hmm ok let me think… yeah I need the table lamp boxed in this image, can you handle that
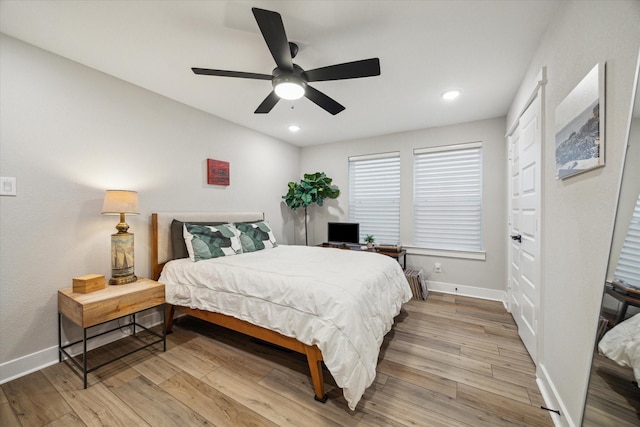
[102,190,139,285]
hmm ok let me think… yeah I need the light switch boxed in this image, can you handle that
[0,177,17,196]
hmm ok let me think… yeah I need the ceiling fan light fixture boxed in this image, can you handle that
[273,75,306,100]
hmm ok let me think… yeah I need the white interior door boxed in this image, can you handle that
[508,95,542,363]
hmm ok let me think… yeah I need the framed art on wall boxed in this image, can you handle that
[207,158,230,186]
[555,62,606,179]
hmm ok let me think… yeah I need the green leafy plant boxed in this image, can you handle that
[283,172,340,245]
[365,234,375,248]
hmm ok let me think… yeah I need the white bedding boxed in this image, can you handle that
[598,313,640,386]
[159,244,412,409]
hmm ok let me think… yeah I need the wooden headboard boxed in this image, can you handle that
[151,212,265,280]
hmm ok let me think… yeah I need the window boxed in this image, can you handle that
[413,142,483,251]
[349,152,400,244]
[614,194,640,287]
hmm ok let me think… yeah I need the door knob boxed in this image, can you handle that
[510,234,522,243]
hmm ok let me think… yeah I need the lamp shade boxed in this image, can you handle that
[102,190,139,215]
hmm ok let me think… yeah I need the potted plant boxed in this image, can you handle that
[283,172,340,245]
[364,235,375,249]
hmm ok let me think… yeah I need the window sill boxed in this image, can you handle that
[404,246,486,261]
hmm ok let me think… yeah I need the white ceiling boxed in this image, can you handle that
[0,0,562,147]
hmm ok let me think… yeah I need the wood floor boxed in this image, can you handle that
[582,350,640,426]
[1,293,553,426]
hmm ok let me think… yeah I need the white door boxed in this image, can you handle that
[508,95,542,363]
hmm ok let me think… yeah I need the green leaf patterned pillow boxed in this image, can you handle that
[234,221,278,252]
[183,223,243,262]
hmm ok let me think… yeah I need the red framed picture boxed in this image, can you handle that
[207,159,230,186]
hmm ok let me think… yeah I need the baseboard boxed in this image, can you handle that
[0,309,163,385]
[537,362,575,427]
[0,346,60,385]
[426,280,508,306]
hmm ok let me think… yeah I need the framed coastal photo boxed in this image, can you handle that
[555,62,605,179]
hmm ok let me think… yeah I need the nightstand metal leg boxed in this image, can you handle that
[162,303,166,351]
[83,328,88,389]
[58,313,62,363]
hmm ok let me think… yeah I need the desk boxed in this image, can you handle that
[604,280,640,324]
[320,243,407,269]
[375,249,407,269]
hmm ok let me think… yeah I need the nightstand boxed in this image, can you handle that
[58,277,166,388]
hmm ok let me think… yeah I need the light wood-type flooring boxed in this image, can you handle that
[582,350,640,426]
[1,293,554,426]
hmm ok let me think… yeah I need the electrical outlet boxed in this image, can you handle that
[434,263,442,273]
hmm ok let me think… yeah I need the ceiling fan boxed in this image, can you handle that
[191,7,381,115]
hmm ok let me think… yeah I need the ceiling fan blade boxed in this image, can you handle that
[305,58,381,82]
[255,91,280,114]
[192,68,272,80]
[305,85,345,115]
[252,8,293,72]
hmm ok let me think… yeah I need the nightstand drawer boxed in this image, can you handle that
[58,278,165,328]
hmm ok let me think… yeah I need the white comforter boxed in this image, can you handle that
[598,313,640,386]
[159,245,412,409]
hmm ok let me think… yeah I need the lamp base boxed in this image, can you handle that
[110,231,136,285]
[109,274,137,285]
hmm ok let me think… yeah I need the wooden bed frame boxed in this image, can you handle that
[150,212,328,403]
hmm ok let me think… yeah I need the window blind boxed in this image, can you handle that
[413,143,483,251]
[614,194,640,287]
[349,153,400,244]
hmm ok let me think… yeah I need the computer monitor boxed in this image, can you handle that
[327,222,360,244]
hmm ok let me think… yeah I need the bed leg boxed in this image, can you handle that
[305,346,328,403]
[165,305,176,334]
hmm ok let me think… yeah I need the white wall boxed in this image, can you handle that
[299,117,508,300]
[0,35,300,380]
[506,1,640,425]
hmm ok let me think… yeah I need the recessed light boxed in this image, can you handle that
[441,90,461,100]
[288,125,301,132]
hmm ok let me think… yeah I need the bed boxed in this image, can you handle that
[598,312,640,386]
[151,212,412,410]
